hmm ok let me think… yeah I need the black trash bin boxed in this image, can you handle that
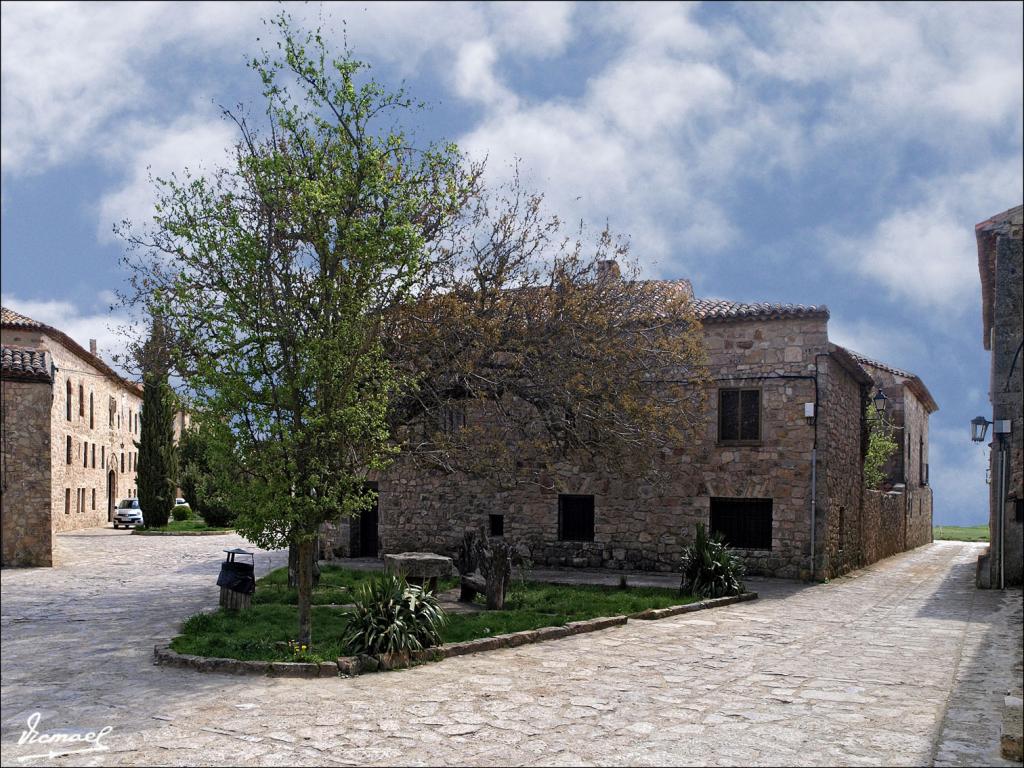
[218,548,255,609]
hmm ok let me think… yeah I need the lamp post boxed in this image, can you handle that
[972,415,1012,590]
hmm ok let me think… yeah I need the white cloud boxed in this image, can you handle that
[828,319,922,370]
[0,2,268,175]
[95,115,236,241]
[825,162,1024,314]
[1,294,131,370]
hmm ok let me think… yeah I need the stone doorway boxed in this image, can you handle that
[107,469,116,521]
[350,482,379,557]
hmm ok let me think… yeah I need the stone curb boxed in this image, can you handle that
[153,591,757,677]
[628,591,759,620]
[132,529,236,536]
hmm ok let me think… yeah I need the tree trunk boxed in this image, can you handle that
[288,539,321,588]
[297,538,314,646]
[485,571,506,610]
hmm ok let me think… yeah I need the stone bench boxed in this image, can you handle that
[384,552,453,594]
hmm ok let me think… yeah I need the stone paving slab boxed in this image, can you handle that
[1,532,1021,766]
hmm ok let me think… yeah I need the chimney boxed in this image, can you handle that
[89,339,97,356]
[596,260,621,281]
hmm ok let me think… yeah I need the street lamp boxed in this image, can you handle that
[970,415,990,443]
[872,388,888,418]
[972,415,1013,590]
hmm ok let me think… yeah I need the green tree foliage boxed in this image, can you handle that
[135,319,179,528]
[119,14,474,645]
[119,14,708,648]
[178,425,236,527]
[863,404,898,490]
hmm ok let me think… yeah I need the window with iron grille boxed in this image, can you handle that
[710,497,772,550]
[558,494,594,541]
[718,389,761,442]
[489,514,504,537]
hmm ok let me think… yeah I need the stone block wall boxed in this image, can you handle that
[989,230,1023,586]
[369,316,837,578]
[820,356,868,578]
[862,490,904,563]
[906,486,933,550]
[1,379,53,566]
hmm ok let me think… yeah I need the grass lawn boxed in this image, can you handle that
[170,565,698,663]
[933,524,989,542]
[133,519,234,535]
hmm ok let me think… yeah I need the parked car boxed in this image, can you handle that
[113,498,144,529]
[175,497,189,508]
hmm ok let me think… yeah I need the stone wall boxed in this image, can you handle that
[862,490,904,563]
[989,230,1023,586]
[361,316,842,578]
[0,378,53,566]
[906,486,933,550]
[820,356,867,578]
[1,326,142,541]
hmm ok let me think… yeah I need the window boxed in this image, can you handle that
[439,404,466,434]
[66,435,72,464]
[65,488,70,515]
[718,389,761,442]
[91,444,96,468]
[919,436,926,486]
[1015,499,1023,524]
[489,514,505,537]
[66,381,72,420]
[710,497,772,550]
[79,384,84,416]
[109,397,116,427]
[92,489,96,510]
[83,442,89,467]
[121,453,125,472]
[101,446,105,469]
[558,494,595,541]
[89,392,94,429]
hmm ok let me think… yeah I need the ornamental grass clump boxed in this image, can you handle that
[342,572,447,656]
[680,524,746,598]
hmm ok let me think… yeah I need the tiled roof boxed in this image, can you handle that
[844,349,916,380]
[0,307,42,327]
[841,347,939,414]
[633,279,830,322]
[1,346,52,382]
[1,305,142,394]
[692,298,830,323]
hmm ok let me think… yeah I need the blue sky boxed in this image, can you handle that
[2,2,1021,525]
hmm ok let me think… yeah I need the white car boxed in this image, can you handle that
[113,498,144,528]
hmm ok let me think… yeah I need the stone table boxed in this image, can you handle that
[384,551,453,593]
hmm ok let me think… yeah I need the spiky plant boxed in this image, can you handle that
[680,524,746,598]
[342,571,447,656]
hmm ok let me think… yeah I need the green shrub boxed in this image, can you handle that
[201,499,236,528]
[680,524,746,598]
[342,571,447,655]
[171,504,192,521]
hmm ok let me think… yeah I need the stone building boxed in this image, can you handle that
[847,351,938,563]
[975,204,1023,588]
[1,307,144,567]
[321,275,937,580]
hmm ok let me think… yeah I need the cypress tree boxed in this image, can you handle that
[136,320,178,528]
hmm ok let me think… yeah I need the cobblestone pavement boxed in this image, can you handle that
[2,533,1021,767]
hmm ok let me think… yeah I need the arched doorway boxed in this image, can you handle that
[107,470,117,522]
